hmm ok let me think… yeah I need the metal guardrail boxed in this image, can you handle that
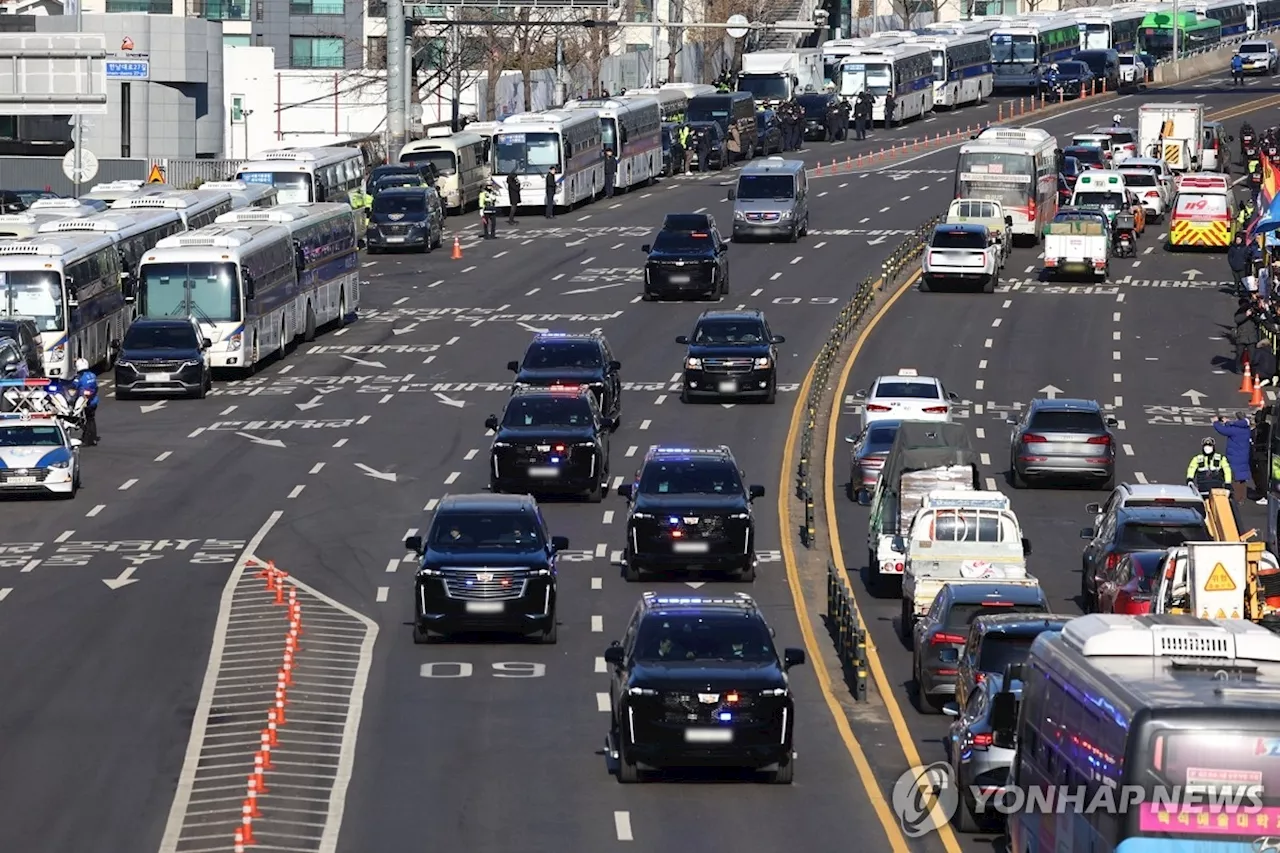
[826,559,868,701]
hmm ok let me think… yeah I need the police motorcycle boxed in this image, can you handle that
[0,378,88,435]
[1242,122,1258,164]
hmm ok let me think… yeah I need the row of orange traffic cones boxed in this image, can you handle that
[1239,360,1267,408]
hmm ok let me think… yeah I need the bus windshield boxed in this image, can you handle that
[956,151,1035,208]
[401,150,456,177]
[599,118,619,150]
[494,132,562,175]
[738,75,791,101]
[0,270,63,332]
[238,172,313,205]
[841,62,893,97]
[992,35,1038,64]
[931,50,946,77]
[139,262,241,324]
[1082,23,1111,50]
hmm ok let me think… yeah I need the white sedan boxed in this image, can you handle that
[0,412,81,498]
[854,369,959,429]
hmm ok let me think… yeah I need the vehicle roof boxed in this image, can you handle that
[696,309,766,322]
[933,222,987,234]
[944,583,1047,605]
[1114,505,1206,524]
[881,422,977,484]
[1028,397,1102,411]
[662,212,714,231]
[741,158,805,175]
[639,591,761,616]
[1114,482,1202,502]
[873,371,942,388]
[436,493,537,512]
[972,613,1072,633]
[1123,157,1168,168]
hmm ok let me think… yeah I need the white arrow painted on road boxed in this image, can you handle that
[565,238,589,247]
[890,173,911,181]
[316,387,342,395]
[355,462,398,482]
[866,236,887,246]
[517,322,550,333]
[1183,389,1208,406]
[139,401,166,413]
[102,566,139,590]
[685,581,706,589]
[434,392,465,408]
[236,431,286,448]
[340,355,387,369]
[563,282,629,295]
[1184,268,1202,279]
[295,395,324,411]
[721,403,736,409]
[1039,384,1063,400]
[392,324,419,336]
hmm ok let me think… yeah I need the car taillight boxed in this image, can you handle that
[971,733,994,748]
[1087,435,1111,445]
[922,406,949,414]
[1145,190,1160,198]
[1029,198,1036,221]
[1021,434,1047,443]
[932,633,966,645]
[982,601,1015,607]
[1106,553,1120,571]
[866,404,892,412]
[974,672,985,684]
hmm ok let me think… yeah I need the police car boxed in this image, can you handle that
[0,412,81,497]
[853,369,958,429]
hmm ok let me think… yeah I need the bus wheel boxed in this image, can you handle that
[304,303,317,343]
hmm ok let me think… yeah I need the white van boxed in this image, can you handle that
[400,129,489,213]
[1070,169,1129,206]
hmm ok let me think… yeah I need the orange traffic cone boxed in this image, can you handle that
[240,803,255,845]
[1241,362,1254,393]
[815,161,824,176]
[235,827,249,852]
[1252,381,1266,408]
[451,236,462,260]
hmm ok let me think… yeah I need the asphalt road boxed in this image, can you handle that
[827,69,1280,852]
[0,70,1269,853]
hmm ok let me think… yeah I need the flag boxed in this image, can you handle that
[1246,154,1278,241]
[1263,153,1280,210]
[1250,192,1280,237]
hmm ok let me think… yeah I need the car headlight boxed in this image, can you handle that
[631,512,655,520]
[760,688,788,697]
[628,687,658,697]
[182,359,201,368]
[754,357,771,368]
[686,357,702,370]
[729,512,750,520]
[781,210,793,219]
[513,382,531,389]
[734,210,746,220]
[417,567,443,577]
[116,360,133,369]
[574,441,597,448]
[48,458,71,469]
[492,440,511,448]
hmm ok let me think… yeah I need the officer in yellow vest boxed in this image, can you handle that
[1187,437,1232,493]
[478,184,497,239]
[678,125,693,175]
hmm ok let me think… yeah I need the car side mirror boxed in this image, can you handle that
[1080,527,1096,540]
[70,438,82,448]
[617,483,633,500]
[854,389,867,399]
[783,647,806,670]
[551,535,570,551]
[1006,415,1019,425]
[727,189,737,200]
[948,392,960,402]
[641,243,651,253]
[1105,415,1118,427]
[506,360,520,373]
[844,435,856,444]
[484,415,498,431]
[609,360,621,372]
[771,335,786,344]
[405,535,424,554]
[942,702,959,717]
[202,337,212,350]
[1022,537,1033,556]
[675,335,689,345]
[1085,502,1101,514]
[604,646,625,666]
[749,484,765,500]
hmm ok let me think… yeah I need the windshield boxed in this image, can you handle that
[429,511,544,551]
[372,194,426,215]
[0,424,62,447]
[1074,55,1107,75]
[634,614,777,662]
[739,75,790,101]
[1119,55,1137,66]
[1082,24,1111,50]
[237,172,312,205]
[400,150,456,176]
[1108,131,1135,145]
[501,396,593,428]
[945,602,1046,629]
[992,34,1037,64]
[1066,147,1105,164]
[122,324,198,350]
[1118,522,1207,549]
[1240,42,1270,53]
[652,230,714,252]
[977,634,1039,672]
[522,341,601,369]
[374,178,423,193]
[932,229,987,249]
[638,459,743,495]
[798,98,828,118]
[693,319,767,344]
[1073,136,1108,149]
[932,49,946,77]
[138,262,241,324]
[736,174,795,200]
[1121,172,1157,187]
[1074,191,1126,209]
[0,270,64,332]
[687,99,729,124]
[957,151,1034,208]
[494,131,562,176]
[875,380,939,399]
[841,62,892,97]
[1054,62,1089,76]
[864,424,900,453]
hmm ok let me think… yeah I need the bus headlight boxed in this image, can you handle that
[49,345,65,363]
[228,333,243,351]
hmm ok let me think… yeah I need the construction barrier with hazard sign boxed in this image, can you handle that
[1164,143,1184,169]
[1188,542,1247,620]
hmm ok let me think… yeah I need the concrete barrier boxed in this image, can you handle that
[1151,33,1280,87]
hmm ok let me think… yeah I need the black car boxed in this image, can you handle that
[755,110,783,156]
[910,583,1049,714]
[404,493,567,644]
[641,214,730,301]
[1041,61,1096,99]
[1079,505,1209,610]
[1062,145,1106,170]
[0,317,44,377]
[676,309,783,404]
[366,186,443,253]
[484,385,611,500]
[953,613,1070,709]
[366,163,438,196]
[1061,155,1084,187]
[506,331,622,424]
[0,191,26,214]
[796,93,845,141]
[616,445,764,581]
[1072,49,1121,92]
[114,317,212,399]
[603,592,806,783]
[686,121,728,170]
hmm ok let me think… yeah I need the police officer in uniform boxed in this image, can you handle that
[478,183,498,238]
[506,172,522,224]
[678,124,694,174]
[1187,436,1232,492]
[853,91,872,140]
[824,93,846,141]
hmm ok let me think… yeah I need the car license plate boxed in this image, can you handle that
[673,541,710,554]
[718,380,737,393]
[145,372,168,383]
[465,601,505,614]
[528,466,559,478]
[386,236,405,243]
[7,476,36,485]
[685,728,733,743]
[667,273,690,284]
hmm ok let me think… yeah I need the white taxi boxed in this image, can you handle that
[0,412,80,498]
[854,369,958,429]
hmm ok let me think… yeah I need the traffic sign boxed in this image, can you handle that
[726,14,750,39]
[106,59,149,80]
[63,147,99,183]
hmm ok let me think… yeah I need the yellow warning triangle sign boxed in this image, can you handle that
[1203,562,1238,592]
[146,163,165,184]
[1215,608,1228,619]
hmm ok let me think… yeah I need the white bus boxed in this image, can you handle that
[626,84,715,121]
[399,129,489,213]
[234,147,365,205]
[215,202,358,342]
[1195,0,1251,36]
[0,199,99,240]
[110,190,233,230]
[80,180,159,205]
[990,17,1080,89]
[1075,6,1147,52]
[564,96,663,191]
[490,111,603,212]
[912,32,994,109]
[919,19,1003,36]
[199,180,280,210]
[822,37,905,83]
[839,44,935,124]
[955,126,1060,240]
[137,224,298,373]
[1008,614,1280,853]
[38,209,185,301]
[0,233,126,377]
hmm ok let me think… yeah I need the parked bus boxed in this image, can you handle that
[626,84,715,121]
[234,147,364,205]
[1194,0,1249,35]
[80,180,160,205]
[990,17,1080,89]
[0,233,126,377]
[215,202,359,341]
[490,110,604,212]
[0,199,98,240]
[38,209,185,300]
[912,32,994,109]
[821,37,905,84]
[110,189,233,230]
[199,180,280,210]
[564,96,663,191]
[1246,0,1280,31]
[955,126,1059,240]
[839,43,935,124]
[400,129,490,213]
[1009,614,1280,853]
[1075,6,1147,51]
[919,19,1003,36]
[1140,10,1224,57]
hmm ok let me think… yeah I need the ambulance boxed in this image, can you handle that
[1168,172,1235,250]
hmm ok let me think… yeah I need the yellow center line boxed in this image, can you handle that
[1207,92,1280,122]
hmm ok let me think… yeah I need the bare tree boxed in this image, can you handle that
[887,0,947,28]
[685,0,748,82]
[562,22,620,96]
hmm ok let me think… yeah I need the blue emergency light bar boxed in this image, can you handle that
[643,592,755,607]
[0,412,55,420]
[649,445,728,454]
[535,332,574,338]
[0,379,51,388]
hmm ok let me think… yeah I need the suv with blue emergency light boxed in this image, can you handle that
[484,385,611,501]
[676,309,783,403]
[603,592,806,784]
[615,445,764,582]
[507,332,622,426]
[0,410,82,498]
[403,493,568,644]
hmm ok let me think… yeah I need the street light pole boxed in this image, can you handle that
[243,108,254,161]
[73,0,84,197]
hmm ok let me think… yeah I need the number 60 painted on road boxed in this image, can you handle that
[419,662,546,678]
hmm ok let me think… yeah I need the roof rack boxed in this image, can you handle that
[1060,613,1280,662]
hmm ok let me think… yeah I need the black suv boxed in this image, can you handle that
[485,385,611,501]
[603,592,806,784]
[677,309,783,404]
[404,493,568,644]
[641,213,730,302]
[507,331,622,425]
[114,317,212,399]
[616,445,764,582]
[0,317,44,377]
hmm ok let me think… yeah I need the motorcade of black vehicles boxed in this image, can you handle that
[366,186,444,253]
[755,110,783,156]
[615,445,765,582]
[404,493,567,644]
[1079,505,1209,611]
[506,331,622,424]
[796,92,846,141]
[676,309,783,404]
[641,213,730,301]
[1040,61,1096,100]
[603,592,805,783]
[1071,49,1120,92]
[484,385,611,501]
[114,316,212,400]
[685,92,757,163]
[0,317,44,377]
[686,121,729,170]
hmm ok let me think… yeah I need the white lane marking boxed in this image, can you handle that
[1117,293,1125,302]
[220,405,237,416]
[444,472,460,485]
[612,475,624,490]
[669,372,681,383]
[592,577,603,590]
[526,288,540,296]
[279,365,294,375]
[980,453,991,465]
[615,811,634,841]
[21,559,40,573]
[1113,373,1122,383]
[1114,396,1123,407]
[86,504,105,517]
[394,296,409,305]
[978,360,987,369]
[991,318,1002,328]
[463,449,478,461]
[975,379,984,390]
[1002,299,1012,309]
[626,445,638,457]
[595,656,607,673]
[1123,444,1135,456]
[975,427,985,439]
[984,338,993,348]
[814,241,827,249]
[378,394,393,405]
[376,587,389,603]
[552,274,565,281]
[386,558,399,574]
[639,420,651,430]
[423,355,436,364]
[119,479,138,491]
[603,511,615,524]
[1113,330,1121,340]
[287,485,305,499]
[1112,351,1121,361]
[155,451,171,462]
[357,415,370,425]
[310,462,325,474]
[612,242,624,249]
[334,438,348,448]
[187,428,204,438]
[655,394,667,405]
[592,615,604,632]
[899,196,911,202]
[597,693,611,712]
[55,530,74,543]
[461,265,476,273]
[1113,312,1121,322]
[790,256,802,265]
[880,206,890,213]
[1135,471,1148,484]
[424,498,439,511]
[985,477,998,490]
[581,256,596,265]
[493,251,508,258]
[595,543,607,558]
[0,589,10,602]
[446,336,460,346]
[770,272,781,281]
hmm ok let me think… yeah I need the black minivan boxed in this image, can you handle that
[367,186,444,254]
[687,92,757,163]
[1072,49,1121,92]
